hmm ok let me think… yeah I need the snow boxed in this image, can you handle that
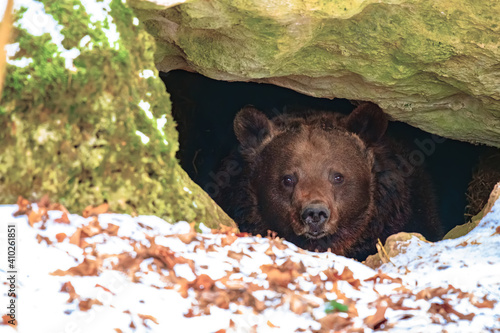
[138,100,154,120]
[135,130,150,144]
[5,0,127,70]
[382,199,500,301]
[0,201,499,332]
[6,0,81,70]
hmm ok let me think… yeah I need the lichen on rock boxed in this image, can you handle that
[0,0,234,228]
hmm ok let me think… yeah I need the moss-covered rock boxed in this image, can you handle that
[444,181,500,239]
[364,232,428,269]
[135,0,500,147]
[0,0,235,228]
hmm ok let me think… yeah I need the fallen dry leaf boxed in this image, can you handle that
[364,270,402,284]
[105,223,120,236]
[221,234,238,247]
[227,250,249,261]
[471,295,496,309]
[51,258,99,277]
[13,195,31,216]
[36,234,52,245]
[82,202,109,218]
[183,308,201,318]
[192,274,215,291]
[28,210,42,227]
[319,313,352,331]
[95,284,115,295]
[261,264,293,288]
[1,314,15,326]
[55,233,67,242]
[415,285,468,301]
[138,314,159,325]
[60,281,79,303]
[287,293,319,315]
[364,301,388,329]
[429,300,475,322]
[178,222,198,244]
[55,212,70,224]
[79,298,103,311]
[339,267,361,290]
[81,219,103,237]
[69,229,83,246]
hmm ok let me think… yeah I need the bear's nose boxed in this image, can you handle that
[301,204,330,225]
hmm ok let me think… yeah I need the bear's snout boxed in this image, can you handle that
[301,203,330,236]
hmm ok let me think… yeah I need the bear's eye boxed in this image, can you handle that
[282,175,296,187]
[332,172,344,184]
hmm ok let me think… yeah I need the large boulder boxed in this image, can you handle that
[134,0,500,147]
[0,0,234,228]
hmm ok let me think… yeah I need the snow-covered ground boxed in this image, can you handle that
[0,198,499,333]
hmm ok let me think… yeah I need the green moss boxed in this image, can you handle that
[0,0,235,228]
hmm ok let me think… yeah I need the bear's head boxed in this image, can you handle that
[233,103,388,254]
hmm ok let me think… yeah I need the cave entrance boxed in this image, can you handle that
[160,69,493,236]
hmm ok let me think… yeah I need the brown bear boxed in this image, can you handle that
[215,102,442,260]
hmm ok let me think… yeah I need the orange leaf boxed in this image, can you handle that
[13,195,31,217]
[319,313,352,331]
[81,219,103,237]
[138,314,159,325]
[472,295,496,309]
[60,281,79,302]
[55,233,67,242]
[221,234,238,247]
[339,267,361,290]
[36,234,52,245]
[79,298,103,311]
[192,274,215,291]
[69,229,82,246]
[178,223,198,244]
[364,270,402,284]
[183,309,200,318]
[429,300,475,321]
[55,212,70,224]
[51,258,99,277]
[2,314,16,326]
[364,302,388,329]
[28,210,42,227]
[82,203,109,218]
[267,320,279,328]
[261,265,292,288]
[105,223,120,236]
[95,284,115,295]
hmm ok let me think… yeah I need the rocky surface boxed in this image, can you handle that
[134,0,500,147]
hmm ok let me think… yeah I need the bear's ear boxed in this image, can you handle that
[345,102,388,144]
[234,106,273,152]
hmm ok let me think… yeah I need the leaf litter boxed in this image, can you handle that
[1,196,500,332]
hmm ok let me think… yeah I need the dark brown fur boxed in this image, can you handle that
[216,103,442,260]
